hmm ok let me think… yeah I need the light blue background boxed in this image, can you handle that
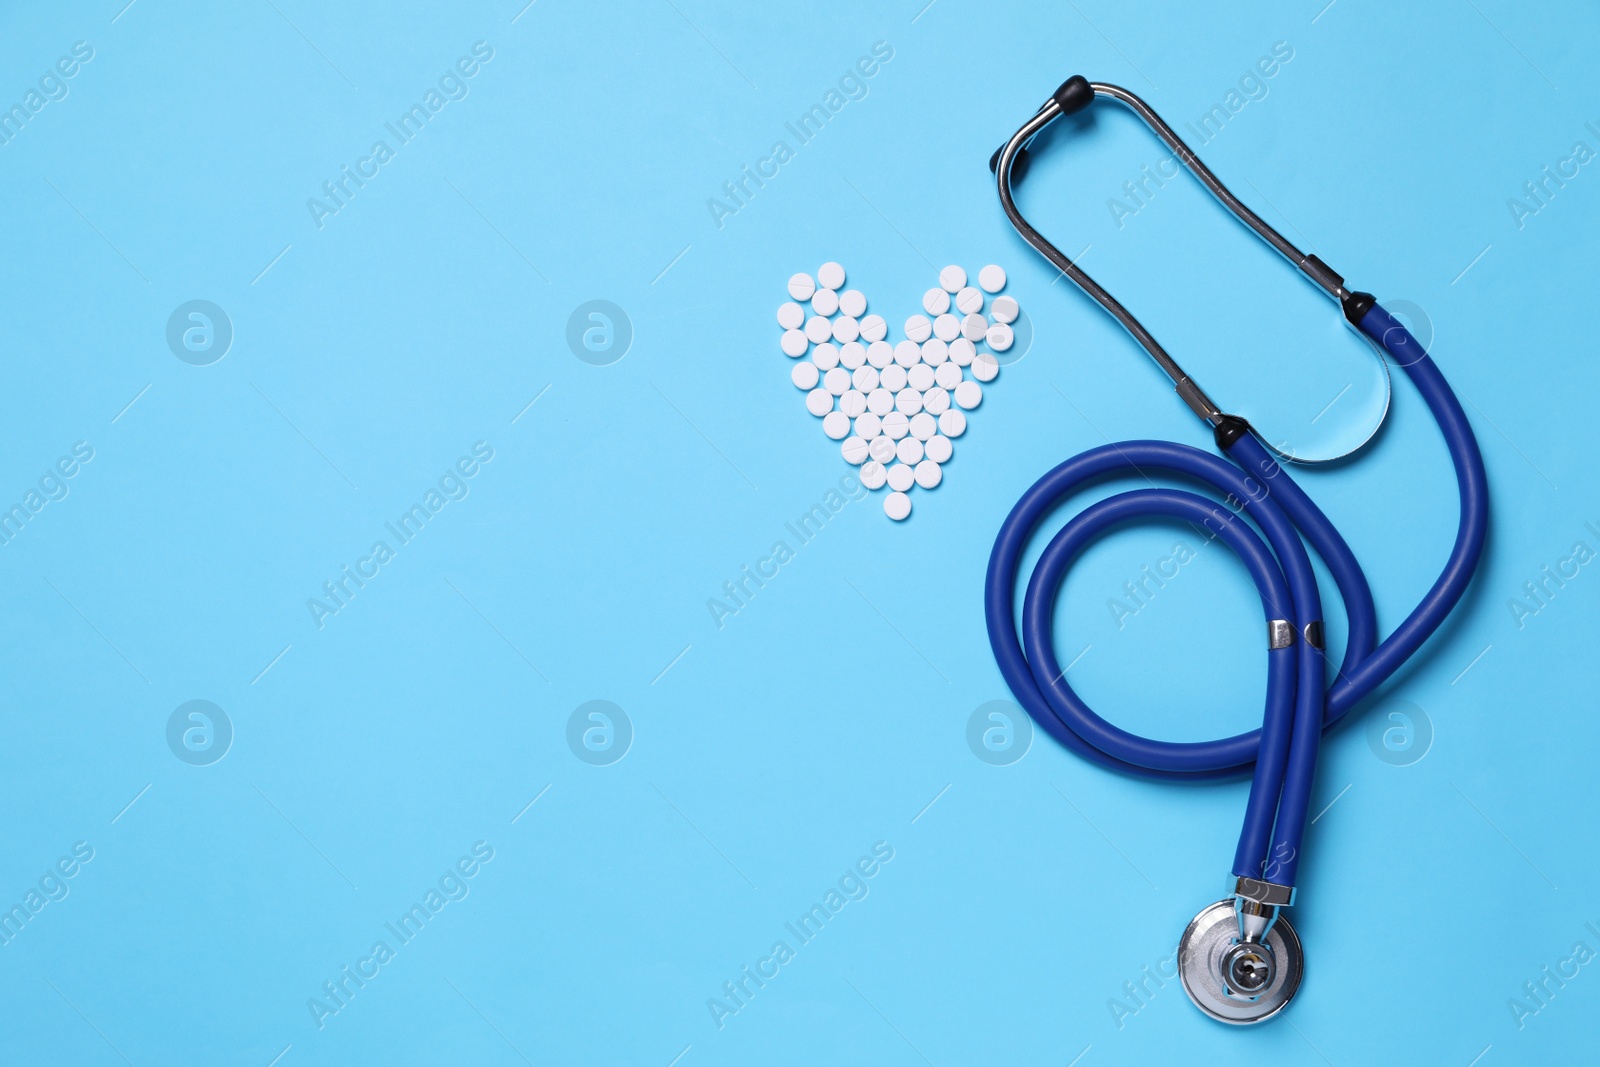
[0,1,1596,1064]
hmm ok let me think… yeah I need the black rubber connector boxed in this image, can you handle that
[1053,75,1095,116]
[1212,414,1252,451]
[1341,290,1376,327]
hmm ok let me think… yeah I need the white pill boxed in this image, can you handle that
[884,491,911,521]
[839,341,867,370]
[896,437,924,465]
[853,365,880,392]
[894,340,921,368]
[805,316,833,343]
[954,380,982,409]
[788,273,815,300]
[939,408,967,437]
[806,388,833,416]
[925,434,953,463]
[962,313,988,342]
[823,410,850,439]
[880,364,908,392]
[923,387,951,414]
[934,362,962,390]
[939,264,966,292]
[972,351,999,382]
[905,315,933,343]
[812,342,839,370]
[867,340,894,368]
[895,388,923,415]
[991,295,1019,324]
[955,287,984,315]
[778,302,805,329]
[915,459,942,489]
[860,460,887,490]
[812,288,839,316]
[781,329,808,357]
[907,363,935,391]
[867,387,894,415]
[882,411,909,440]
[886,462,915,492]
[979,264,1006,292]
[818,262,845,290]
[855,412,882,439]
[840,389,867,417]
[841,436,869,464]
[923,287,951,315]
[869,435,896,463]
[859,314,887,342]
[824,367,851,395]
[986,323,1014,352]
[832,317,859,343]
[920,338,948,365]
[949,338,976,366]
[933,314,961,341]
[791,362,819,390]
[909,411,937,441]
[839,289,867,317]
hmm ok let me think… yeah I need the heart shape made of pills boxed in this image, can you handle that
[777,261,1020,521]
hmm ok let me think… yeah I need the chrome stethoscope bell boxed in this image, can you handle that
[1177,898,1304,1025]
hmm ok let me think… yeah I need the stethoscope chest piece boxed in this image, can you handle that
[1178,899,1304,1025]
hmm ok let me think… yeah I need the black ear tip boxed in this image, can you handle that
[1053,75,1095,115]
[990,143,1032,182]
[988,145,1001,175]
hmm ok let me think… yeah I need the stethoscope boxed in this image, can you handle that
[984,76,1488,1023]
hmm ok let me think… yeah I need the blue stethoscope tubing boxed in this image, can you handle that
[984,304,1488,886]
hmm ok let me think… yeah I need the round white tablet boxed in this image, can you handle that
[955,287,984,315]
[788,273,815,300]
[867,387,894,415]
[904,315,933,343]
[805,316,832,343]
[991,295,1019,324]
[840,389,867,418]
[979,264,1006,292]
[895,388,923,415]
[894,340,921,368]
[939,408,967,437]
[812,342,839,370]
[867,340,894,368]
[915,459,942,489]
[933,314,961,341]
[909,411,937,441]
[972,351,999,382]
[839,341,866,370]
[934,362,962,390]
[841,436,869,464]
[812,288,839,316]
[839,289,867,317]
[920,338,948,365]
[925,434,953,463]
[949,338,976,366]
[880,364,908,392]
[806,388,833,416]
[882,411,909,440]
[985,323,1014,352]
[823,367,851,395]
[869,435,896,463]
[923,287,951,315]
[896,437,924,465]
[860,460,887,490]
[922,387,951,415]
[852,365,880,392]
[954,380,982,409]
[855,412,882,439]
[781,329,808,357]
[884,491,911,521]
[791,362,819,390]
[832,316,859,343]
[778,302,805,329]
[859,314,887,342]
[886,462,915,492]
[962,313,988,342]
[939,264,966,292]
[822,410,850,439]
[817,262,845,290]
[907,363,935,391]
